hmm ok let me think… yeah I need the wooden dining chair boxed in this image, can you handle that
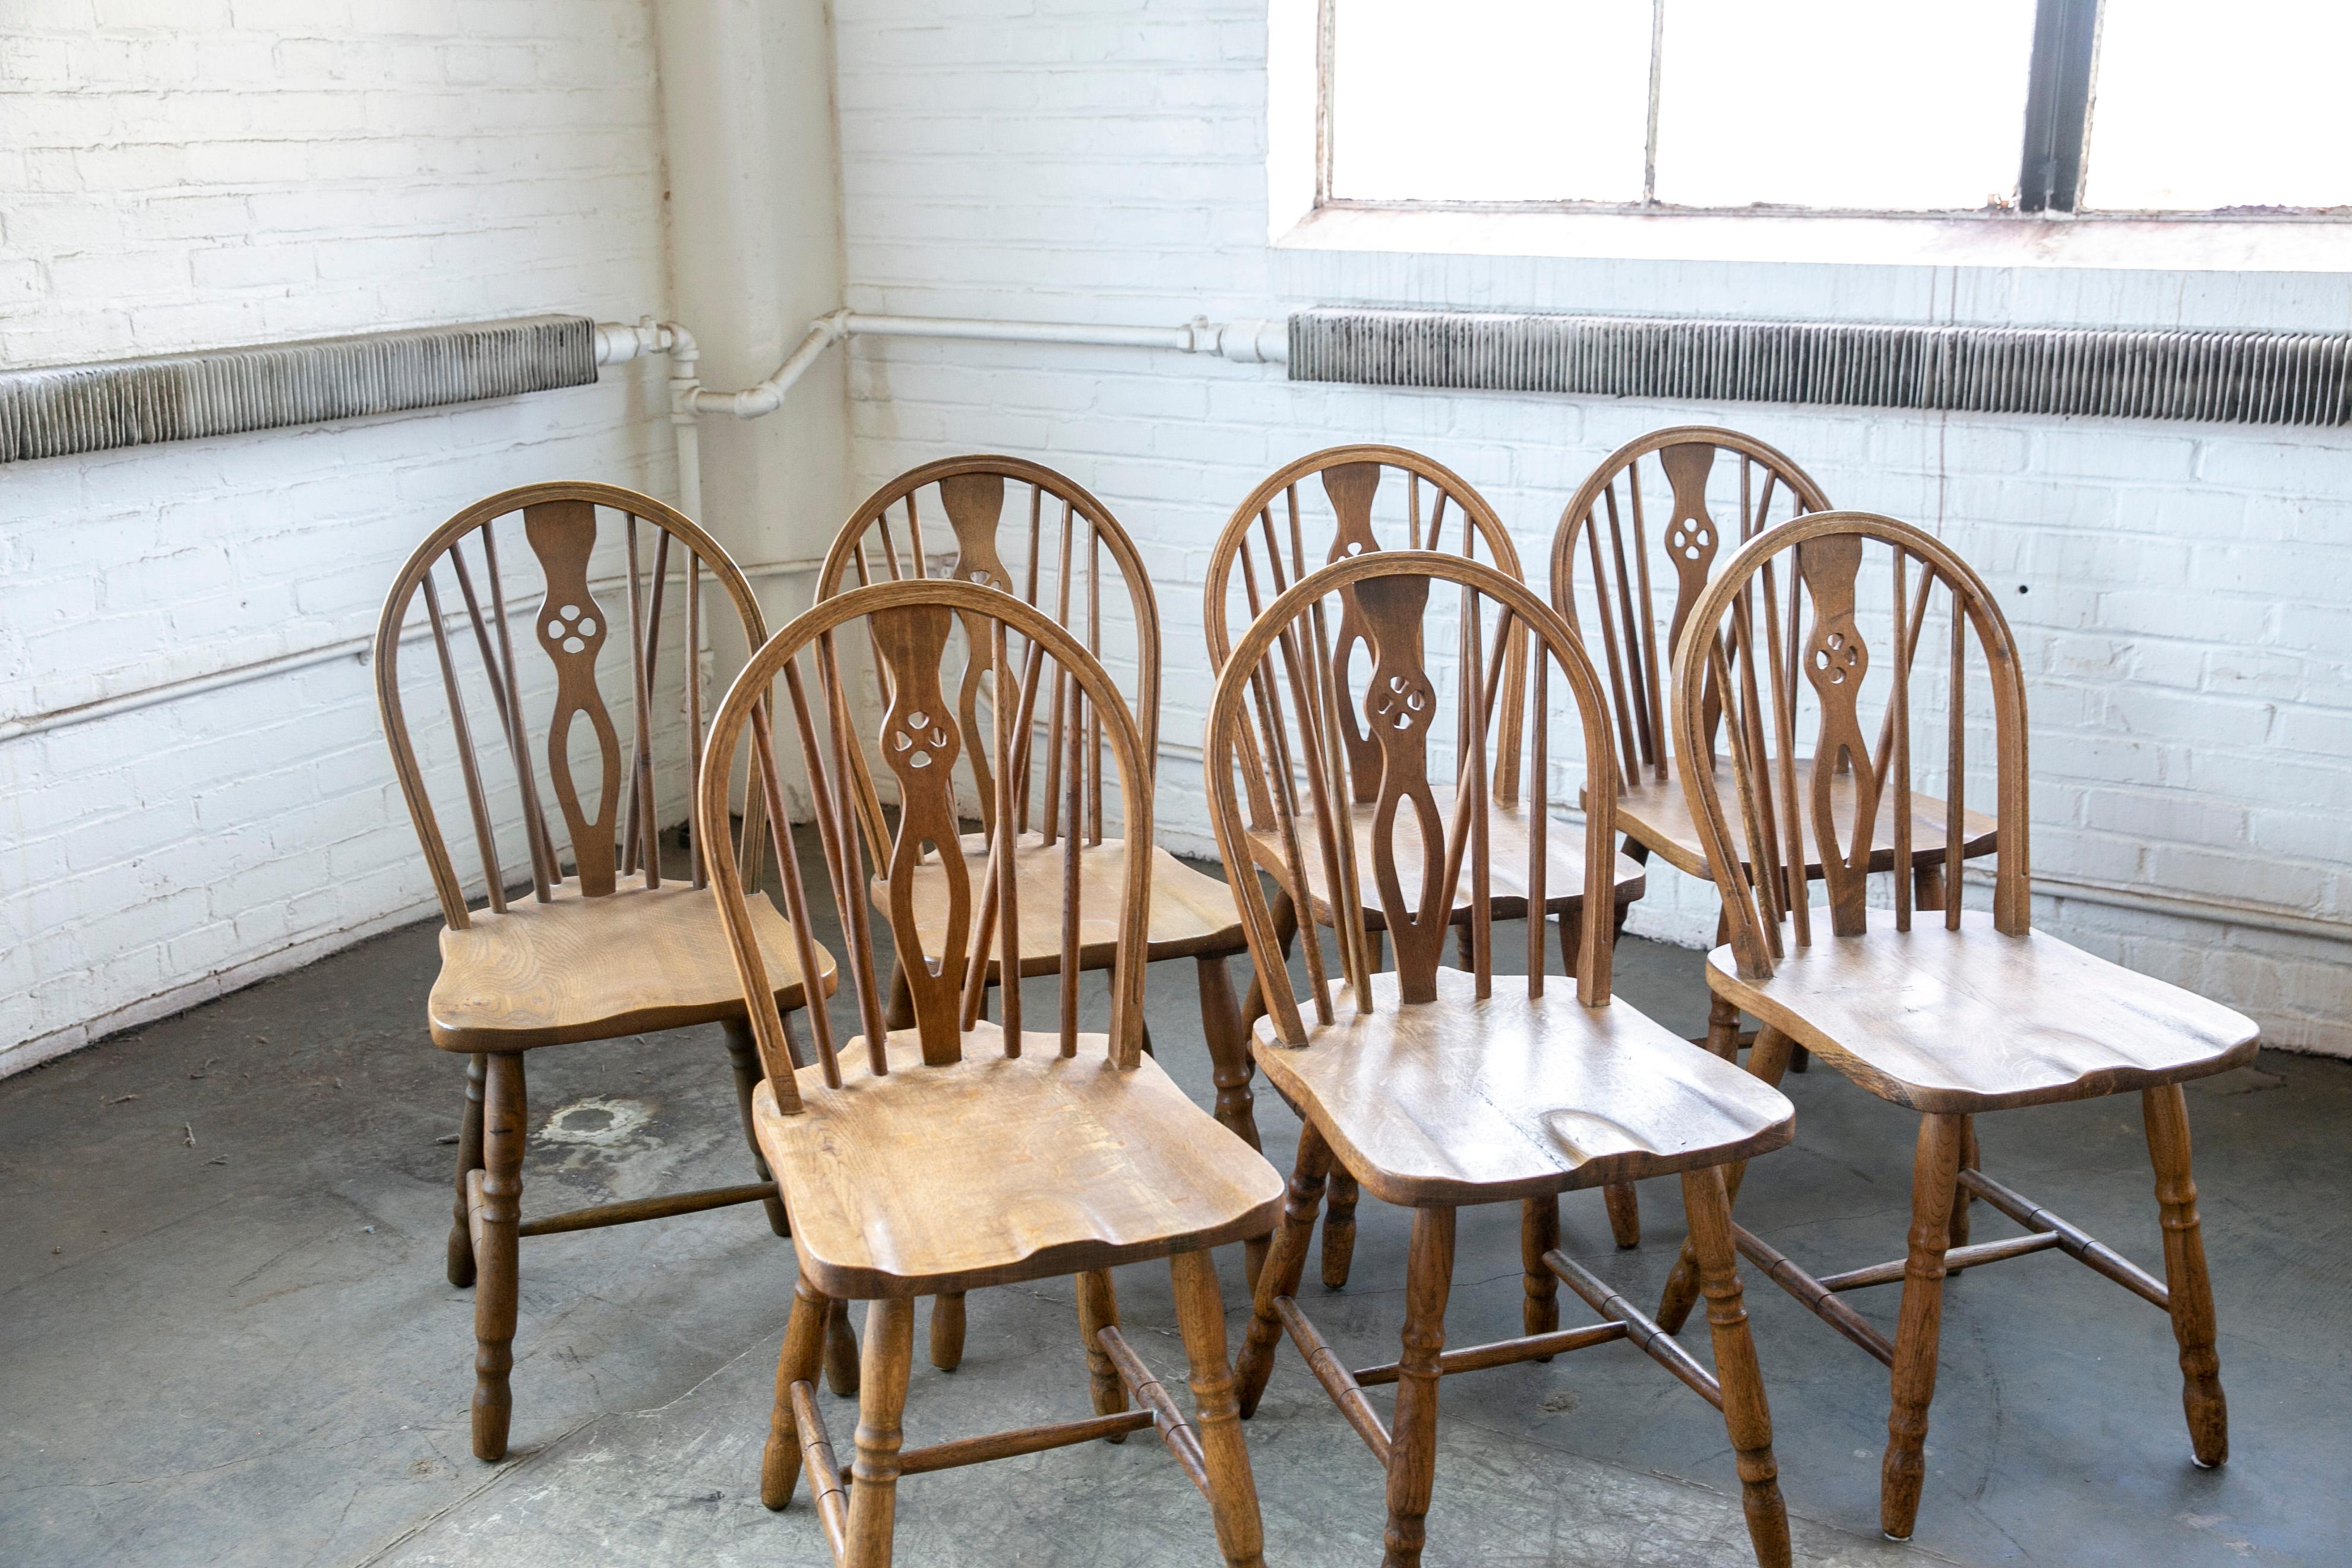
[815,456,1282,1325]
[1550,426,1996,1065]
[1654,511,2258,1541]
[1209,447,1650,1269]
[374,480,843,1462]
[704,577,1282,1568]
[1205,551,1798,1568]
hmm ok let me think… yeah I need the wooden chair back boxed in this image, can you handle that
[1673,513,2031,981]
[375,481,768,930]
[699,579,1156,1103]
[815,457,1158,870]
[1549,426,1831,796]
[1205,552,1621,1038]
[1207,447,1532,828]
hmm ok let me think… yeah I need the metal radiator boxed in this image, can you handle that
[1287,307,2352,427]
[0,314,600,463]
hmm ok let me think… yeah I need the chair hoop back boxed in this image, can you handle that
[817,456,1160,868]
[374,481,767,930]
[1550,426,1831,793]
[1205,551,1622,1049]
[1672,511,2031,982]
[1208,446,1532,829]
[701,579,1156,1108]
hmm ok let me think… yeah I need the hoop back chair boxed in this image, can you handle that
[374,481,839,1461]
[1657,511,2258,1540]
[1551,427,1997,1056]
[817,457,1276,1313]
[1210,447,1650,1263]
[1206,552,1797,1568]
[701,578,1281,1568]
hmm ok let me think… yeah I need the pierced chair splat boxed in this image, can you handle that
[373,482,844,1463]
[818,456,1282,1319]
[1654,511,2256,1542]
[1209,445,1650,1267]
[1550,426,1996,1066]
[703,578,1282,1568]
[1206,551,1798,1568]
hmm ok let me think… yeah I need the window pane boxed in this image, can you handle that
[2087,0,2352,211]
[1330,0,1652,203]
[1653,0,2037,210]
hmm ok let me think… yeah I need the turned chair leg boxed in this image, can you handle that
[1076,1269,1128,1434]
[1702,911,1743,1059]
[1558,909,1642,1248]
[825,1298,861,1397]
[446,1053,486,1288]
[1321,1168,1360,1289]
[1237,1124,1332,1415]
[1947,1114,1978,1252]
[1196,955,1263,1152]
[1659,1026,1794,1333]
[472,1050,526,1461]
[1882,1111,1965,1541]
[1520,1195,1560,1353]
[1233,968,1275,1291]
[1703,991,1744,1060]
[721,1016,791,1238]
[929,1292,966,1371]
[843,1297,915,1568]
[1682,1165,1792,1568]
[1384,1205,1455,1568]
[763,1270,834,1509]
[1601,1184,1642,1250]
[1608,841,1646,940]
[1172,1248,1270,1568]
[886,961,914,1030]
[2145,1083,2229,1468]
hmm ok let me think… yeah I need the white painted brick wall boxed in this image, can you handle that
[1,1,680,1070]
[832,0,2352,1056]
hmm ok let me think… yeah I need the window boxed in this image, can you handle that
[1320,0,2352,217]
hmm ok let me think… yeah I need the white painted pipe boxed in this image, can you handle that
[837,311,1288,363]
[593,305,1288,525]
[690,317,845,420]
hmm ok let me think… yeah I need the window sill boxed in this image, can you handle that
[1278,204,2352,275]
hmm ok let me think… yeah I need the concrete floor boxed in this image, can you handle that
[4,832,2348,1567]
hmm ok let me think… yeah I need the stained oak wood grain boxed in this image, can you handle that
[1253,969,1793,1207]
[428,877,836,1051]
[753,1025,1282,1299]
[823,456,1266,1154]
[718,578,1280,1567]
[1207,551,1795,1568]
[1210,451,1648,1266]
[1705,910,2258,1114]
[377,482,833,1468]
[1664,511,2252,1543]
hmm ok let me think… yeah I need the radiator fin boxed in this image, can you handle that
[1287,308,2352,427]
[1,314,600,463]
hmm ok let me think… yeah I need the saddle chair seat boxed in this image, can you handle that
[880,832,1250,975]
[429,877,836,1051]
[1707,908,2260,1114]
[754,1022,1285,1300]
[1250,968,1794,1207]
[1613,755,1999,880]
